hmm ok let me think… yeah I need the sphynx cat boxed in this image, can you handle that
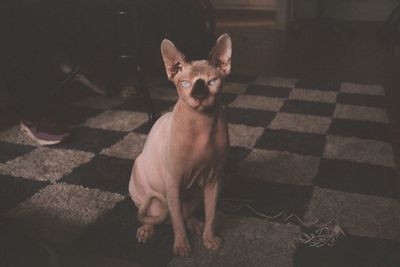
[129,33,232,257]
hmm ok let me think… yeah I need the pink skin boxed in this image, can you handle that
[129,34,232,257]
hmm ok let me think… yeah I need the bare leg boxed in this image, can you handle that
[203,181,223,250]
[166,176,191,257]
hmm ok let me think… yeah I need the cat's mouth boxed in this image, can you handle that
[182,94,219,112]
[192,98,214,110]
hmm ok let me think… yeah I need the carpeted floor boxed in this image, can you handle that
[0,75,399,267]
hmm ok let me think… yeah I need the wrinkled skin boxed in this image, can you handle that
[129,34,232,257]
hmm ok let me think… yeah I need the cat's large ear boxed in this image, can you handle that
[209,33,232,76]
[161,39,186,80]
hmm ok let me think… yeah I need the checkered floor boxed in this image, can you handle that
[1,75,399,267]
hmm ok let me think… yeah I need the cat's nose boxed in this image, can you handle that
[191,79,209,100]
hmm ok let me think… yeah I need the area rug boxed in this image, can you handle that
[0,75,399,267]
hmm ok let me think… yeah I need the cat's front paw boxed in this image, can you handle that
[173,235,192,257]
[203,232,223,251]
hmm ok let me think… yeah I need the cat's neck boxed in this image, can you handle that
[172,100,222,137]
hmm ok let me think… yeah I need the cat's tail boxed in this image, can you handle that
[137,192,168,224]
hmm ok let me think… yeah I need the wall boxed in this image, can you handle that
[0,77,11,109]
[295,0,398,22]
[212,0,397,22]
[212,0,277,10]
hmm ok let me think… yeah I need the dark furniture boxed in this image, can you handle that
[1,0,216,121]
[381,1,400,57]
[289,0,344,37]
[107,0,216,121]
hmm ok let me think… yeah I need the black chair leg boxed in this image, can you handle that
[136,65,157,123]
[49,65,80,96]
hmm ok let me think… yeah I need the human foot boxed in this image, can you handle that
[20,119,69,146]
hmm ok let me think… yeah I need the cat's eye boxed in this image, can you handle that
[181,80,191,88]
[208,78,219,86]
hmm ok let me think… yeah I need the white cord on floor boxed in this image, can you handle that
[220,198,346,248]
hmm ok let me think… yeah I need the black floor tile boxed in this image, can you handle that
[293,235,400,267]
[114,98,175,114]
[62,155,132,195]
[226,74,257,83]
[132,121,154,135]
[329,118,392,142]
[314,159,398,198]
[0,221,50,267]
[76,198,174,267]
[0,175,49,214]
[246,84,292,98]
[225,146,252,175]
[226,107,276,127]
[255,129,326,157]
[296,80,340,91]
[281,100,335,117]
[337,93,386,108]
[220,92,238,105]
[221,175,313,218]
[53,127,126,153]
[0,141,35,163]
